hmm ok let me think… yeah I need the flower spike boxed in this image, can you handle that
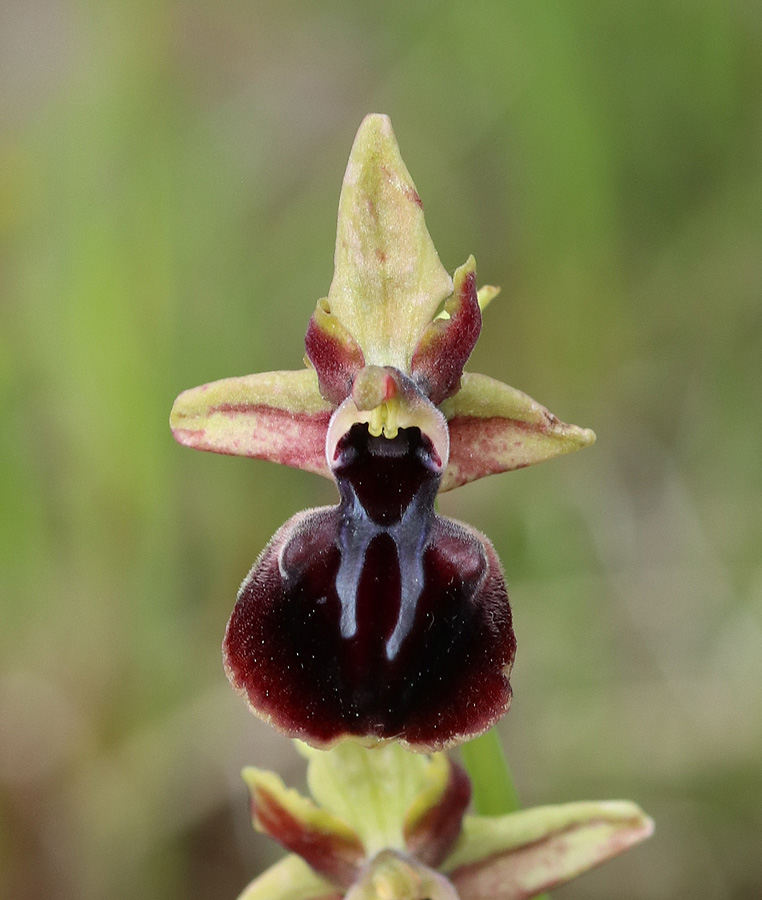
[171,113,595,749]
[235,744,653,900]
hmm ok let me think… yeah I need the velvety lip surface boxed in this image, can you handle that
[223,424,516,749]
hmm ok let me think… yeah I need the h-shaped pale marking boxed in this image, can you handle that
[335,486,434,660]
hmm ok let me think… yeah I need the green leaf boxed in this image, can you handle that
[460,729,520,817]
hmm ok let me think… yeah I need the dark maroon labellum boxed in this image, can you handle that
[224,424,516,749]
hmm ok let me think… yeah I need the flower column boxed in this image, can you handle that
[171,114,650,899]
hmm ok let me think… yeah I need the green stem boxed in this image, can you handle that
[460,728,551,900]
[460,727,519,816]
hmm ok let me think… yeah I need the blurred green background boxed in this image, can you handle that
[1,1,761,898]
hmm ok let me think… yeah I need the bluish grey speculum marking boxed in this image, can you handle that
[334,425,438,659]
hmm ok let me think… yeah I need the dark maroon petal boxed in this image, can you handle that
[223,424,516,750]
[305,298,365,405]
[410,258,481,405]
[404,758,472,868]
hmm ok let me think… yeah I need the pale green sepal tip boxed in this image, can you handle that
[437,283,499,321]
[169,368,333,477]
[241,767,360,844]
[235,854,338,900]
[297,741,437,855]
[476,284,500,311]
[328,113,453,370]
[442,800,653,872]
[170,369,331,426]
[439,371,596,491]
[440,372,591,430]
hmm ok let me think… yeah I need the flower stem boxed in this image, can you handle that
[460,727,520,816]
[461,729,551,899]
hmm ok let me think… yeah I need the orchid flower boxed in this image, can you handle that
[235,742,653,900]
[170,114,595,750]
